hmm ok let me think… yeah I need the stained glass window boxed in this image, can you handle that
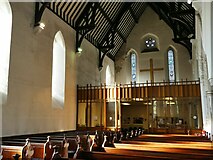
[131,52,137,82]
[145,37,156,48]
[168,49,175,82]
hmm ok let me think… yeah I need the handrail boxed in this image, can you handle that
[77,79,200,89]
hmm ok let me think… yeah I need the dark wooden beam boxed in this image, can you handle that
[169,9,195,17]
[112,3,133,29]
[173,37,192,42]
[99,3,132,47]
[99,28,115,50]
[171,17,192,33]
[98,49,107,71]
[129,6,138,23]
[34,2,49,26]
[96,3,126,43]
[75,3,97,53]
[75,3,96,28]
[98,3,133,67]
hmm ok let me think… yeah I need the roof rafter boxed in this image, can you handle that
[75,3,98,53]
[34,2,50,26]
[149,2,195,58]
[96,3,126,43]
[44,1,195,61]
[129,6,138,23]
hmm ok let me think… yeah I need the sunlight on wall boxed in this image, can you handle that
[52,31,66,108]
[0,1,12,103]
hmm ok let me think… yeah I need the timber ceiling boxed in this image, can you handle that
[36,1,195,64]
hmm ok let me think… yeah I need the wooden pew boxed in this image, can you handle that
[1,130,124,160]
[2,138,46,160]
[1,145,22,160]
[1,137,69,160]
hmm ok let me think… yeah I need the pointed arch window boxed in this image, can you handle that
[168,48,175,82]
[131,51,137,82]
[0,1,12,101]
[52,31,66,108]
[106,65,111,86]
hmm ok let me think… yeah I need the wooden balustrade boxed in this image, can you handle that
[77,80,200,102]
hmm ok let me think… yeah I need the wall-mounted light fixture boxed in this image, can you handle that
[34,2,49,34]
[34,22,45,34]
[76,47,83,56]
[77,47,83,53]
[187,0,192,4]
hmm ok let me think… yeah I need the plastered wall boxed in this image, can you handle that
[77,46,115,86]
[2,2,114,136]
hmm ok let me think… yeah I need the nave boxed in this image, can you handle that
[1,129,212,160]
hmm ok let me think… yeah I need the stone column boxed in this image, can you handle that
[210,2,213,140]
[190,39,199,80]
[195,8,208,132]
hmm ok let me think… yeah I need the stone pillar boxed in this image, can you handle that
[193,1,213,136]
[193,7,208,132]
[210,2,213,140]
[190,39,199,80]
[210,1,213,90]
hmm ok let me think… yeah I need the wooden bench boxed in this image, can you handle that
[189,129,203,136]
[1,130,126,160]
[1,136,75,160]
[1,145,23,160]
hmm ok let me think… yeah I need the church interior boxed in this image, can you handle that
[0,0,213,159]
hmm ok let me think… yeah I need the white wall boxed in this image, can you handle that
[115,6,193,84]
[77,46,115,86]
[2,3,76,136]
[2,2,114,136]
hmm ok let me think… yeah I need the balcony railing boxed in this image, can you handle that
[77,80,200,102]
